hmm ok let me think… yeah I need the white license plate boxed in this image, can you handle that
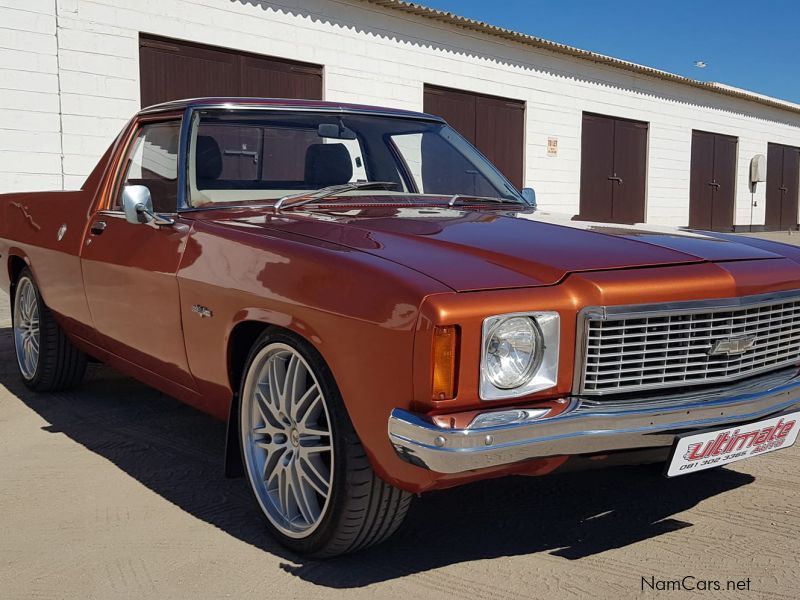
[666,411,800,477]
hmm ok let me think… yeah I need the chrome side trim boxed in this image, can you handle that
[388,367,800,474]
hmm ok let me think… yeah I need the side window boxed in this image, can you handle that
[117,121,180,213]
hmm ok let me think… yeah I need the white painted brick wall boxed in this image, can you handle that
[1,0,800,230]
[0,1,61,193]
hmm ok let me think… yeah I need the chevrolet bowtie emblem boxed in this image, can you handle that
[708,335,756,356]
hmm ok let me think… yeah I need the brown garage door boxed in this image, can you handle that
[765,143,800,231]
[139,34,323,107]
[423,85,524,188]
[579,113,648,224]
[689,130,737,231]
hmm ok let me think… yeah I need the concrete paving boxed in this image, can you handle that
[739,230,800,245]
[0,290,798,599]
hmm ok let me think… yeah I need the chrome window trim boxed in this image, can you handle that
[140,102,446,123]
[574,288,800,396]
[177,107,193,210]
[175,105,524,212]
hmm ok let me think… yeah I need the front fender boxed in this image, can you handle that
[176,220,451,490]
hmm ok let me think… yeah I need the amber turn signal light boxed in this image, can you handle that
[431,325,459,401]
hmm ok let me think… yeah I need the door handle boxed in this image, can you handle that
[780,186,788,193]
[90,221,107,235]
[708,181,720,189]
[608,176,623,185]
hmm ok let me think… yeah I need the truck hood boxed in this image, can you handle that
[198,205,787,292]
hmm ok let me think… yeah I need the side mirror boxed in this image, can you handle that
[121,185,174,226]
[521,187,537,207]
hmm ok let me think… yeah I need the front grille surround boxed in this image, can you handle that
[576,289,800,396]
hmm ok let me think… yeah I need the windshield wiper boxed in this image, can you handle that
[274,181,399,212]
[447,194,520,207]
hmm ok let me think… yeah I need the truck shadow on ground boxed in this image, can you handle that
[0,328,755,588]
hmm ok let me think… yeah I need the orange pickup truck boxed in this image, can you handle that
[2,98,799,556]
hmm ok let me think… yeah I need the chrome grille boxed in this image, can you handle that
[579,291,800,395]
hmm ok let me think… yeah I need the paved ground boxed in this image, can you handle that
[739,230,800,245]
[0,289,799,600]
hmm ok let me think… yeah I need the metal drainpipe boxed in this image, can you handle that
[54,0,65,190]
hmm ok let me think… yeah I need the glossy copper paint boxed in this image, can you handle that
[81,111,197,391]
[4,99,800,494]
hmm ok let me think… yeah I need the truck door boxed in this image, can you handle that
[80,116,196,391]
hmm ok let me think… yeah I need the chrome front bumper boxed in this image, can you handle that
[388,368,800,474]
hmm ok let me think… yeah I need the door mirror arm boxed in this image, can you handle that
[135,204,175,227]
[121,185,175,227]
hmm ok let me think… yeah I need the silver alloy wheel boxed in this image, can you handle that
[241,342,334,538]
[13,277,40,380]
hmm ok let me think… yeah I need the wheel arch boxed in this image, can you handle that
[227,320,272,399]
[224,319,270,478]
[8,254,28,282]
[223,316,337,478]
[7,252,32,314]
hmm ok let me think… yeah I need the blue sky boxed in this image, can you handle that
[418,0,800,103]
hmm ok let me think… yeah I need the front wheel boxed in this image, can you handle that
[238,330,412,557]
[12,268,87,391]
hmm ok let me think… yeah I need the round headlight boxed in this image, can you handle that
[484,317,543,389]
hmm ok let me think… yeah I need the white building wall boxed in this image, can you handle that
[0,0,62,191]
[3,0,800,229]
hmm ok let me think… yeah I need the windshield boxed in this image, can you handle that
[188,110,524,207]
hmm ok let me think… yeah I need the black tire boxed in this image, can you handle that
[12,268,87,391]
[238,329,412,557]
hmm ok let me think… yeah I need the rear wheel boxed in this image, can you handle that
[239,330,412,557]
[12,268,87,391]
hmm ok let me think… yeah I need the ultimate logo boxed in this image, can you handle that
[683,417,796,461]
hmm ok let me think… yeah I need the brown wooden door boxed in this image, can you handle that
[579,113,648,224]
[781,145,800,228]
[424,86,476,141]
[689,131,715,230]
[423,85,524,188]
[475,95,525,190]
[689,130,737,231]
[139,34,323,107]
[579,113,614,222]
[239,54,323,100]
[712,134,737,230]
[611,118,647,223]
[766,143,800,230]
